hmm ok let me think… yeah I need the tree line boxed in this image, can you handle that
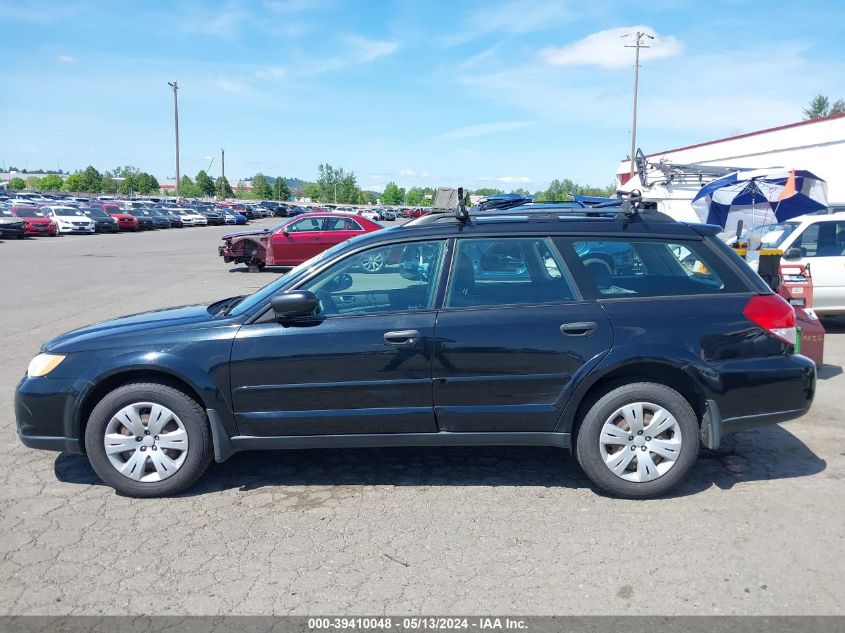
[7,160,616,205]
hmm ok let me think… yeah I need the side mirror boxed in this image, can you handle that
[783,247,802,260]
[270,291,318,319]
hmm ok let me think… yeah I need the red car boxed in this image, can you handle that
[219,212,382,270]
[103,203,140,231]
[10,205,58,236]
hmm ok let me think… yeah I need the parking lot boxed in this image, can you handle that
[1,221,844,615]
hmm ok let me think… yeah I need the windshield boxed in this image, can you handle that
[755,222,801,248]
[53,208,85,217]
[81,208,109,218]
[228,234,372,316]
[14,207,44,217]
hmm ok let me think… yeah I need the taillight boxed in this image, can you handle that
[743,294,797,345]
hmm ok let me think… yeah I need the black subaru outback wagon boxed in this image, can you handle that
[15,204,815,498]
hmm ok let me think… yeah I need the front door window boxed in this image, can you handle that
[299,240,446,316]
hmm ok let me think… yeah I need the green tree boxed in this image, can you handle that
[803,94,845,119]
[303,182,321,201]
[8,177,25,190]
[251,173,273,200]
[358,190,377,205]
[196,170,215,197]
[804,94,831,119]
[63,172,85,192]
[511,188,531,196]
[405,187,426,206]
[25,176,42,191]
[135,172,160,195]
[473,188,505,197]
[272,176,291,201]
[179,175,203,198]
[40,174,64,191]
[215,176,233,198]
[381,181,405,205]
[81,165,103,192]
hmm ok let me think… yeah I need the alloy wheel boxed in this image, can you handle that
[360,252,386,272]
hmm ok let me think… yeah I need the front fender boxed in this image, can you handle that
[70,351,238,441]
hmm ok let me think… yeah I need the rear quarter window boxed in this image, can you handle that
[555,237,748,298]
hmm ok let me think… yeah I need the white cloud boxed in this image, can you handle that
[449,0,573,45]
[181,9,248,38]
[213,78,248,94]
[399,168,416,177]
[479,176,532,184]
[255,66,288,80]
[540,26,683,70]
[57,54,75,63]
[435,120,534,142]
[263,0,330,12]
[299,35,398,74]
[345,35,399,63]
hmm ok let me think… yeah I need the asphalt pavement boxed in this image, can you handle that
[0,219,843,615]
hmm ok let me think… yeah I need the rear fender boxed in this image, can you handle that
[554,344,711,435]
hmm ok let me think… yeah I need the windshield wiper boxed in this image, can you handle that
[212,295,246,316]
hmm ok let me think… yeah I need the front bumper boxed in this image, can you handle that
[15,375,87,454]
[0,225,26,238]
[25,225,57,236]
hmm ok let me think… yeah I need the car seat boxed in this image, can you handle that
[584,261,612,291]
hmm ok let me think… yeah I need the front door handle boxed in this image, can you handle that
[384,330,420,346]
[560,322,597,337]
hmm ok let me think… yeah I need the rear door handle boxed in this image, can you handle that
[384,330,420,346]
[560,322,597,337]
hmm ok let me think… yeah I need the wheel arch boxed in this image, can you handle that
[558,358,708,445]
[73,359,236,452]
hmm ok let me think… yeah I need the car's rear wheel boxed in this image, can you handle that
[84,382,213,497]
[575,382,698,499]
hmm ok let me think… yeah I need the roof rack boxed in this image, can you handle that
[406,189,678,227]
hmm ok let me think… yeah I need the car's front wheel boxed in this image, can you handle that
[84,382,213,497]
[575,382,698,499]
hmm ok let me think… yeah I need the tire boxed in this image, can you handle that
[575,381,698,499]
[84,382,213,497]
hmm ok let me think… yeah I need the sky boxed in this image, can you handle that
[2,0,844,192]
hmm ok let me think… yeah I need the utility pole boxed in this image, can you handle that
[221,148,225,199]
[625,32,653,177]
[168,81,180,196]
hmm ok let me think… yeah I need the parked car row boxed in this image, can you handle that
[0,197,257,237]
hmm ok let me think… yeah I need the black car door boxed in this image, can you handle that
[229,239,448,436]
[432,236,613,432]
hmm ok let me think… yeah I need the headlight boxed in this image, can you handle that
[27,353,66,377]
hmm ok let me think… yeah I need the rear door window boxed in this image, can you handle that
[556,238,745,297]
[445,237,579,308]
